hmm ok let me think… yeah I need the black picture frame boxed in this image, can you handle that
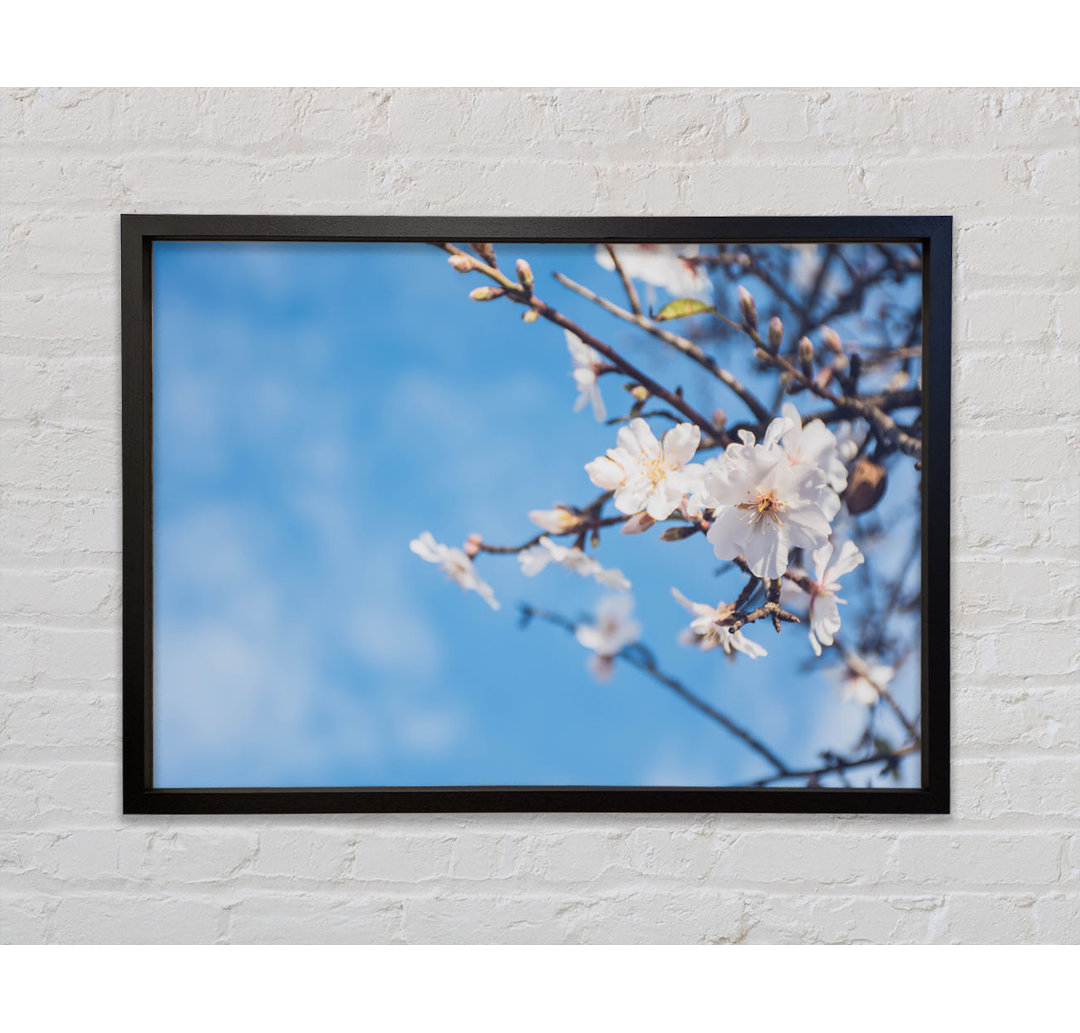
[122,214,951,815]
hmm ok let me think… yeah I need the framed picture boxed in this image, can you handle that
[122,215,950,814]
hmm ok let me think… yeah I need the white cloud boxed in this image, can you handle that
[154,499,465,787]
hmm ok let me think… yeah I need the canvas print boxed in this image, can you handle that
[152,236,926,792]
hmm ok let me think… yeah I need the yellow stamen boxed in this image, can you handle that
[736,490,785,528]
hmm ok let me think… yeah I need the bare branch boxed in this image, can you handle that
[832,635,920,742]
[716,310,922,460]
[475,515,628,555]
[434,243,721,445]
[521,604,791,776]
[747,741,919,787]
[553,270,772,424]
[603,244,643,316]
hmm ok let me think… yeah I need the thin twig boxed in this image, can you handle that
[747,741,920,787]
[553,270,772,424]
[716,310,922,460]
[521,604,791,776]
[832,634,920,742]
[476,515,628,555]
[724,386,922,442]
[434,243,721,444]
[603,244,643,316]
[721,601,801,634]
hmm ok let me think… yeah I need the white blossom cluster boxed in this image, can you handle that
[411,245,894,702]
[581,405,864,664]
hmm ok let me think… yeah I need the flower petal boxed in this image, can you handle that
[585,455,626,490]
[518,545,552,577]
[620,511,656,535]
[706,507,746,561]
[811,541,834,584]
[670,587,698,615]
[644,478,684,520]
[829,539,865,579]
[589,387,607,422]
[661,422,701,466]
[409,532,442,564]
[762,415,794,451]
[619,417,660,460]
[741,527,788,579]
[613,478,652,515]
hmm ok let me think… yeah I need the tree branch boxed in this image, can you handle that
[747,741,919,787]
[434,243,721,445]
[476,515,628,555]
[520,604,791,776]
[603,244,643,316]
[717,310,923,460]
[553,270,772,424]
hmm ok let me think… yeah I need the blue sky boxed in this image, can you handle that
[152,240,922,788]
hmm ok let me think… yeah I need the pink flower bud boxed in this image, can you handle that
[738,286,758,330]
[463,533,483,558]
[768,316,783,350]
[469,286,503,302]
[515,258,534,290]
[470,242,497,266]
[621,512,656,536]
[822,326,843,354]
[448,254,474,273]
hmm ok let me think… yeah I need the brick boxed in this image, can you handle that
[49,894,226,944]
[1032,894,1080,942]
[0,690,118,754]
[954,427,1077,488]
[954,685,1080,751]
[117,830,259,885]
[741,892,943,944]
[0,626,119,686]
[939,893,1037,943]
[891,834,1064,886]
[0,355,119,423]
[0,497,120,561]
[1,569,118,621]
[227,892,406,944]
[714,831,894,886]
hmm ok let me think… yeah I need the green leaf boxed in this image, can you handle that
[652,298,716,322]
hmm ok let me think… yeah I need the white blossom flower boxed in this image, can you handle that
[801,539,864,656]
[832,420,861,464]
[779,403,849,492]
[670,588,767,659]
[409,531,500,610]
[595,244,713,300]
[775,403,848,522]
[565,330,607,421]
[518,537,630,591]
[575,594,642,681]
[702,416,833,580]
[789,243,822,291]
[831,657,895,707]
[679,462,711,519]
[528,506,580,535]
[585,418,701,521]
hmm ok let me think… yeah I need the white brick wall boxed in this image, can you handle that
[1,87,1077,944]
